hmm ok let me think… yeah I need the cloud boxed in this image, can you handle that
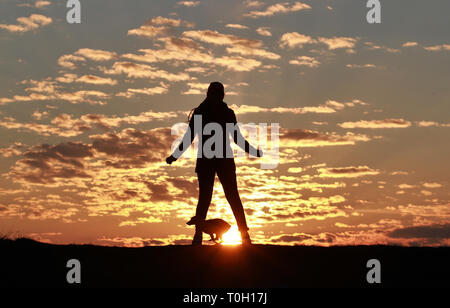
[256,27,271,36]
[0,117,81,137]
[0,98,14,105]
[254,193,348,224]
[391,171,409,175]
[122,37,209,62]
[280,129,370,147]
[270,233,313,243]
[35,0,51,7]
[234,104,335,114]
[388,224,450,239]
[103,61,190,81]
[280,32,357,51]
[225,24,248,30]
[268,232,338,245]
[245,1,311,18]
[6,126,178,185]
[76,75,117,85]
[416,121,438,127]
[317,166,379,178]
[398,184,415,189]
[415,121,450,127]
[9,142,93,184]
[96,235,197,247]
[127,25,168,38]
[177,1,200,7]
[289,56,320,67]
[55,90,109,105]
[318,37,357,50]
[24,78,56,91]
[287,167,303,173]
[0,14,52,33]
[421,190,432,196]
[325,100,348,110]
[89,128,173,168]
[346,64,377,69]
[183,29,261,48]
[244,0,264,8]
[402,41,418,48]
[279,32,315,48]
[122,37,263,72]
[74,48,117,61]
[207,56,261,71]
[422,183,442,189]
[166,178,198,199]
[58,54,85,69]
[1,89,109,106]
[10,92,49,103]
[226,45,280,60]
[97,236,166,247]
[25,232,62,244]
[181,82,210,95]
[32,110,49,120]
[364,42,400,54]
[127,16,194,38]
[18,1,51,8]
[423,44,450,51]
[184,67,207,74]
[266,221,415,246]
[339,119,412,129]
[0,202,80,223]
[116,83,169,98]
[50,110,178,131]
[0,142,25,158]
[7,93,51,102]
[231,99,366,115]
[57,48,116,70]
[396,204,450,220]
[0,109,179,137]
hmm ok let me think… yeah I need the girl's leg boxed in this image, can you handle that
[216,167,249,232]
[195,169,215,220]
[192,169,215,245]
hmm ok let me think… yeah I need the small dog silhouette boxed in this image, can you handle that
[187,216,231,243]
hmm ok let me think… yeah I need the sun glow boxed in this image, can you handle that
[221,225,242,245]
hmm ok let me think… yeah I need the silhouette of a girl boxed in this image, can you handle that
[166,82,262,245]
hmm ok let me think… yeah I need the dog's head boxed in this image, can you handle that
[186,216,202,226]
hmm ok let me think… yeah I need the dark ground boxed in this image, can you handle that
[0,238,448,288]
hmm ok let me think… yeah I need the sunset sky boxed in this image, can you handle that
[0,0,449,247]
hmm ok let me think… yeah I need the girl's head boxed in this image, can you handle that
[187,82,225,122]
[206,82,224,102]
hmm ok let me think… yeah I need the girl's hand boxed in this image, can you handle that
[256,149,263,157]
[166,155,177,164]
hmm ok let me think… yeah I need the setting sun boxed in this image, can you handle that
[221,226,242,245]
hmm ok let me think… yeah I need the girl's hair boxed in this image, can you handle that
[187,107,196,123]
[187,82,224,123]
[207,82,224,99]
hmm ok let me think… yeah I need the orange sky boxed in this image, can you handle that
[0,0,449,247]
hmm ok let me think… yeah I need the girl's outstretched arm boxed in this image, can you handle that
[230,110,263,157]
[166,110,197,164]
